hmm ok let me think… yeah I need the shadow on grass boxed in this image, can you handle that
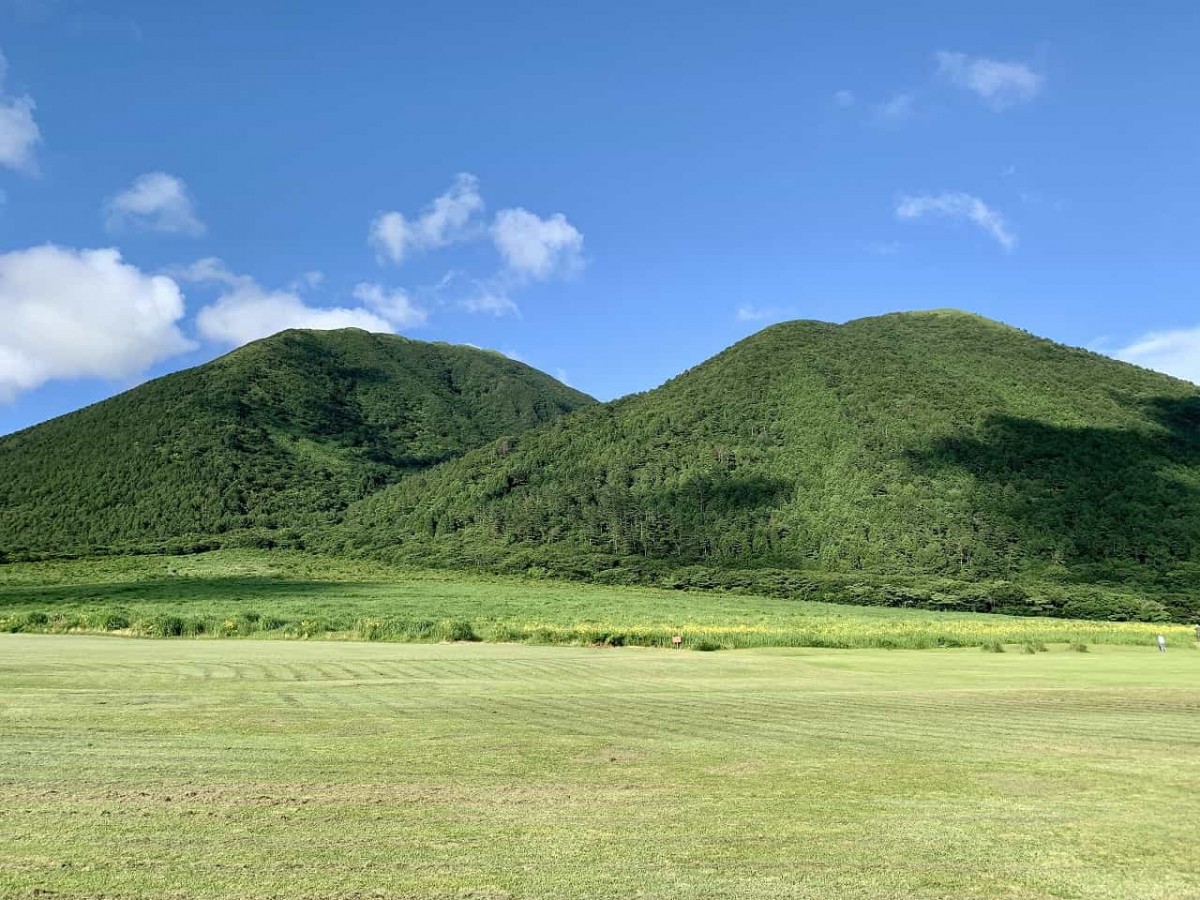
[0,576,374,610]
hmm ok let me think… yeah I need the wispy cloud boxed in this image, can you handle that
[0,50,40,174]
[424,270,520,318]
[497,350,572,388]
[860,240,901,256]
[5,1,57,24]
[736,304,795,324]
[461,282,520,316]
[833,89,855,108]
[351,282,428,329]
[872,92,916,124]
[370,173,484,265]
[68,10,143,41]
[289,270,324,292]
[105,172,205,236]
[895,192,1016,251]
[1114,326,1200,385]
[935,51,1043,110]
[6,1,141,38]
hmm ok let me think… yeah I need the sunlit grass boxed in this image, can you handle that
[0,550,1191,650]
[2,635,1198,898]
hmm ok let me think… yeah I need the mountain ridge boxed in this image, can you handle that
[5,310,1199,622]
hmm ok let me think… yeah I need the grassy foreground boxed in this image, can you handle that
[1,635,1198,898]
[0,551,1193,650]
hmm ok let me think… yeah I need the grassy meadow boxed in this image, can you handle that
[2,635,1198,898]
[0,550,1194,651]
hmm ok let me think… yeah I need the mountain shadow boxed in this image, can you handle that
[913,394,1200,572]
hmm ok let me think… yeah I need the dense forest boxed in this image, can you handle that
[332,312,1200,616]
[4,312,1200,621]
[0,329,593,556]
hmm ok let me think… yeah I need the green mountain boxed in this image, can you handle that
[0,328,593,557]
[338,311,1200,615]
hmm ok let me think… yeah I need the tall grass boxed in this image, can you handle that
[2,606,1191,651]
[2,550,1194,652]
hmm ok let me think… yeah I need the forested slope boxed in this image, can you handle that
[0,329,593,556]
[337,311,1200,608]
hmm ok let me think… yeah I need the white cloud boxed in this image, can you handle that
[182,259,393,347]
[369,173,484,264]
[196,290,391,347]
[895,192,1016,251]
[105,172,205,236]
[0,51,41,173]
[935,51,1043,110]
[0,245,192,401]
[364,175,586,315]
[1114,327,1200,385]
[491,207,584,280]
[351,282,428,328]
[833,90,855,108]
[872,92,915,124]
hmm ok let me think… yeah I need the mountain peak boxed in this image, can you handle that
[0,336,593,555]
[342,311,1200,589]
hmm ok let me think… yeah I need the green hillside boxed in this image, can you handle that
[337,311,1200,614]
[0,329,593,557]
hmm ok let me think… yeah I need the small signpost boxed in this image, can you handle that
[672,634,683,648]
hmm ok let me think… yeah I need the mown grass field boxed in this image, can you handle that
[1,634,1198,899]
[0,551,1192,650]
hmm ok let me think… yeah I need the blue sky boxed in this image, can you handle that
[1,0,1198,435]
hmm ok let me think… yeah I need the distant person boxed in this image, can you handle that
[1195,624,1200,642]
[1157,634,1167,653]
